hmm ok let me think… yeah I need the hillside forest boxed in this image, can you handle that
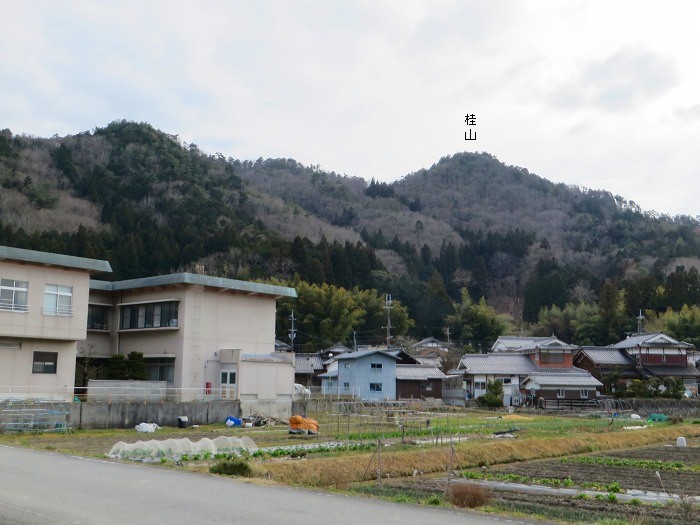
[2,121,700,351]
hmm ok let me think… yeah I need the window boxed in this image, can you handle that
[144,357,175,383]
[32,352,57,374]
[43,285,73,316]
[580,389,589,399]
[344,363,351,368]
[221,371,236,385]
[0,279,28,312]
[499,378,511,385]
[87,304,109,330]
[474,381,487,390]
[343,382,350,388]
[370,363,382,371]
[120,301,179,330]
[557,388,566,398]
[369,382,383,392]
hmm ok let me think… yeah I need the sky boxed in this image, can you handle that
[3,1,700,217]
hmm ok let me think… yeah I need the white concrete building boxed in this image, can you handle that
[0,246,111,400]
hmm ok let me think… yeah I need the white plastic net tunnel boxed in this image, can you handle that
[108,436,258,460]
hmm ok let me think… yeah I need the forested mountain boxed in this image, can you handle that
[2,121,700,348]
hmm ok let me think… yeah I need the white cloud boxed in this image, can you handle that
[2,1,700,216]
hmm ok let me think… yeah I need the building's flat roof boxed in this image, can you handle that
[0,245,112,274]
[91,273,296,298]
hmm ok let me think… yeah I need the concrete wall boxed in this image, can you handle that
[67,400,243,429]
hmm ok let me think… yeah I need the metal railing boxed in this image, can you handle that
[310,385,360,400]
[0,302,29,313]
[0,385,244,403]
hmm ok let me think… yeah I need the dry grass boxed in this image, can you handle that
[449,483,490,508]
[258,424,700,488]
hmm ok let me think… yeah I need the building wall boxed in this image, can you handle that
[86,285,279,392]
[529,350,574,368]
[0,339,77,400]
[396,379,443,399]
[0,260,90,341]
[338,354,396,400]
[0,259,93,400]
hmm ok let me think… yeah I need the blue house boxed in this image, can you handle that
[319,349,399,400]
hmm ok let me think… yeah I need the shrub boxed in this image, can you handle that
[479,381,504,408]
[607,482,621,493]
[450,483,491,508]
[209,458,253,477]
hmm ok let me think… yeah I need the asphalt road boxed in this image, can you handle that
[0,445,544,525]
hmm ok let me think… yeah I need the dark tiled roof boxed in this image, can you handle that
[522,373,603,387]
[457,354,539,375]
[611,332,693,349]
[579,347,637,366]
[644,364,700,378]
[396,365,447,381]
[294,354,324,373]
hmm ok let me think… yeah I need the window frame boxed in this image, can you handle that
[43,284,73,316]
[580,389,589,399]
[32,351,58,374]
[120,301,179,330]
[369,382,383,392]
[144,357,175,383]
[557,388,566,398]
[370,362,383,371]
[0,279,29,313]
[87,304,110,330]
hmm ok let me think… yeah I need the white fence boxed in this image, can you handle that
[309,385,360,399]
[0,385,239,403]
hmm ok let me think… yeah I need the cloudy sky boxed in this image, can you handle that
[3,1,699,216]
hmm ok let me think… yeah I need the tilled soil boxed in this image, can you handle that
[494,460,700,495]
[489,444,700,496]
[602,444,700,466]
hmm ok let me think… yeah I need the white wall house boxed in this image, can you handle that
[85,273,297,416]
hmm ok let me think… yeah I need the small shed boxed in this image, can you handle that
[396,365,447,400]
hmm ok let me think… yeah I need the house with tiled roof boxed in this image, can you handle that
[319,349,400,400]
[491,335,580,368]
[446,350,602,407]
[575,333,699,395]
[521,370,603,407]
[573,347,649,393]
[293,342,352,386]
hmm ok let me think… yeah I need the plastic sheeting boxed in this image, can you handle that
[108,436,258,460]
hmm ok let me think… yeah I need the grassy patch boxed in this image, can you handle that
[209,458,253,477]
[449,483,491,508]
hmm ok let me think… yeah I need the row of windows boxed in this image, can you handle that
[120,301,179,330]
[0,279,72,316]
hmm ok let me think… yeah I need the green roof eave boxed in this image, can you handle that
[0,245,112,274]
[90,273,296,298]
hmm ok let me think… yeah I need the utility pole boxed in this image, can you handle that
[288,310,297,351]
[353,331,357,352]
[445,326,451,344]
[636,309,645,334]
[384,294,393,348]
